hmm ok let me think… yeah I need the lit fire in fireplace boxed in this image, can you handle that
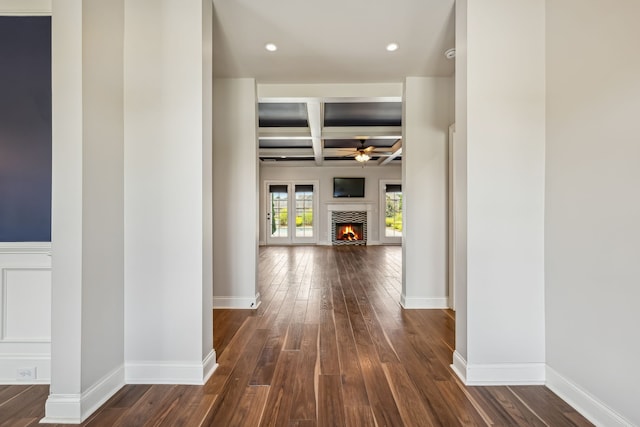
[337,224,361,241]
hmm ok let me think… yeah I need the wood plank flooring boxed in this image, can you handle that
[0,246,592,426]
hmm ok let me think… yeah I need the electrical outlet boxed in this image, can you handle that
[17,367,37,380]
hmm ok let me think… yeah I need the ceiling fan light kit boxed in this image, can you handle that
[355,151,370,163]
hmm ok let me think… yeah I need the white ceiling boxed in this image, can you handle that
[212,0,456,83]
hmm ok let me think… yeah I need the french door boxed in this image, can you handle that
[266,181,317,245]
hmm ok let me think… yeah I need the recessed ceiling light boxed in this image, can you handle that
[386,43,399,52]
[265,43,277,52]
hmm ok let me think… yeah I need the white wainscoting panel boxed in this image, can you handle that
[2,268,51,340]
[0,243,51,383]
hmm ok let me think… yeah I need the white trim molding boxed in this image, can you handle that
[400,295,448,309]
[450,351,545,385]
[0,242,51,255]
[41,365,124,424]
[546,366,633,427]
[0,0,51,16]
[212,293,261,310]
[125,350,218,385]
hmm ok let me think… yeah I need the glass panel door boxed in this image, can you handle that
[266,182,316,245]
[293,184,314,243]
[267,184,289,244]
[380,181,402,244]
[385,185,403,238]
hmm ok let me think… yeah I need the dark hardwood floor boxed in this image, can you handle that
[0,246,592,426]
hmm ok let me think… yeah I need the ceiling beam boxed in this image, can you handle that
[258,127,311,139]
[258,125,402,141]
[259,148,314,158]
[378,139,403,166]
[306,101,323,166]
[321,126,402,140]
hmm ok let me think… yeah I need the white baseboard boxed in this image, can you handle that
[41,365,124,424]
[212,292,261,309]
[400,295,449,309]
[449,351,544,385]
[0,353,50,384]
[546,366,633,427]
[451,350,467,383]
[41,394,82,424]
[202,349,218,384]
[125,350,217,385]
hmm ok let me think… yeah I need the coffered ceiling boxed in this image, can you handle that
[258,100,402,165]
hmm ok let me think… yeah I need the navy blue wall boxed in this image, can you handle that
[0,17,52,242]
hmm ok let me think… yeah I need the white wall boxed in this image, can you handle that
[453,0,546,385]
[123,0,214,384]
[212,78,260,309]
[402,77,452,309]
[545,1,640,425]
[80,0,125,393]
[46,0,126,422]
[259,164,401,245]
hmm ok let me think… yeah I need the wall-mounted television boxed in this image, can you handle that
[333,177,365,198]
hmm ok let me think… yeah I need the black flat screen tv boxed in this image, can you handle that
[333,177,365,198]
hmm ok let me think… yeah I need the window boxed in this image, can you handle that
[385,184,402,237]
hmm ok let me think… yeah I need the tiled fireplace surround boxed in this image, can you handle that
[327,203,373,246]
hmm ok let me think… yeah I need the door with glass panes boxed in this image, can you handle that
[266,182,317,245]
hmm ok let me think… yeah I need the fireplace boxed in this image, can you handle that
[331,211,367,245]
[336,223,364,242]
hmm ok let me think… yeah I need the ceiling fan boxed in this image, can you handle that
[336,138,393,164]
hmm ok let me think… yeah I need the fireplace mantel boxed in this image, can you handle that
[326,203,374,212]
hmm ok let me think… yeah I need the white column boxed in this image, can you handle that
[123,0,214,384]
[44,0,125,423]
[452,0,546,385]
[212,78,260,309]
[401,77,451,309]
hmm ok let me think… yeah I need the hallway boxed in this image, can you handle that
[1,246,590,426]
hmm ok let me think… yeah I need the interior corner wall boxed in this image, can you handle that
[456,0,546,384]
[545,1,640,425]
[212,78,259,309]
[401,76,451,309]
[123,0,212,384]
